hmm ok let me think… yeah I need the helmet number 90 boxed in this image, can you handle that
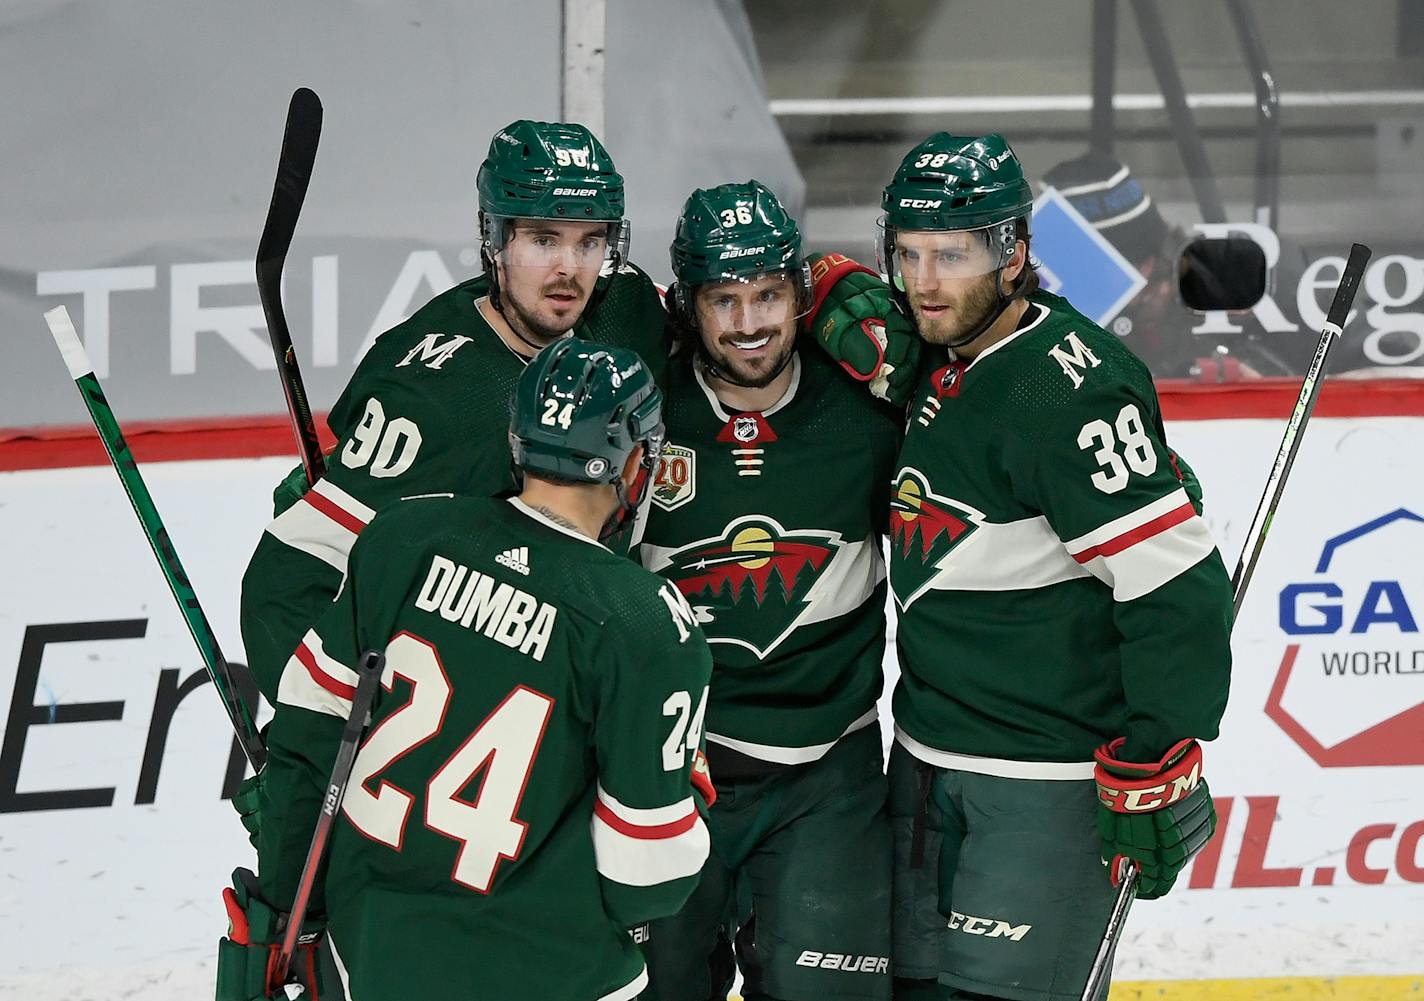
[541,398,575,430]
[915,152,952,169]
[553,147,591,168]
[719,205,755,228]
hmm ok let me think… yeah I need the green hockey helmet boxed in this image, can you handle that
[879,133,1033,283]
[669,180,811,333]
[478,120,630,269]
[510,338,664,535]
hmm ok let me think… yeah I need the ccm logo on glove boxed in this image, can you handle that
[1094,737,1204,813]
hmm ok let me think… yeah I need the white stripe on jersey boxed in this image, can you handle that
[264,478,376,572]
[591,784,709,888]
[277,629,358,718]
[598,967,649,1001]
[896,514,1091,610]
[1063,488,1219,602]
[896,727,1095,781]
[705,707,879,766]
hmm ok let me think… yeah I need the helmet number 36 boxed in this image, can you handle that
[719,205,754,228]
[1076,403,1157,494]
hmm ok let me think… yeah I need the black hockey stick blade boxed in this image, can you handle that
[256,87,326,485]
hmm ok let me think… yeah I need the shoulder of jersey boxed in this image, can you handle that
[983,292,1154,422]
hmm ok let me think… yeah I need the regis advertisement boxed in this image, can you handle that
[2,404,1423,997]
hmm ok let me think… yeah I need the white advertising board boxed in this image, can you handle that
[2,415,1422,997]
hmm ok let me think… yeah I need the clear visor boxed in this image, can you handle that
[878,218,1004,284]
[690,270,809,334]
[491,217,630,274]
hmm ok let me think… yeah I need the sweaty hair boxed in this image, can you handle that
[1013,217,1040,297]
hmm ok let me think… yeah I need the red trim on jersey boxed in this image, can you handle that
[1072,501,1196,564]
[593,799,700,840]
[303,487,369,535]
[294,641,356,701]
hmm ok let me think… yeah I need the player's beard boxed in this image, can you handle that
[910,272,1000,347]
[502,275,592,346]
[702,322,797,389]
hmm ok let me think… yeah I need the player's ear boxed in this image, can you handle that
[621,444,645,486]
[1003,239,1028,283]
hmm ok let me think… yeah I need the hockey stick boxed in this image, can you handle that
[272,649,385,992]
[42,306,267,770]
[257,86,326,486]
[1078,242,1372,1001]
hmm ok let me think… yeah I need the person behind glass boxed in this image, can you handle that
[1040,150,1314,380]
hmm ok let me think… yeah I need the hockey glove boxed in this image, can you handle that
[1093,738,1216,900]
[232,771,263,851]
[691,748,717,810]
[271,462,311,518]
[803,253,921,409]
[216,867,326,1000]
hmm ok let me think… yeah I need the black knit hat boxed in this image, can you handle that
[1041,151,1169,265]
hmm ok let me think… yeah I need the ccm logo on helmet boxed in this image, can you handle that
[552,187,598,197]
[899,198,943,209]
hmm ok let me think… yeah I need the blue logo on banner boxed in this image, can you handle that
[1031,189,1147,325]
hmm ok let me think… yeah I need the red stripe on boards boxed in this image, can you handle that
[1073,501,1196,564]
[593,799,699,841]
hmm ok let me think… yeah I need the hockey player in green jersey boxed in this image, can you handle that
[238,119,671,709]
[636,181,904,1001]
[217,339,716,1001]
[817,135,1233,1001]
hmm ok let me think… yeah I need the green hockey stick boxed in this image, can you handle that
[42,306,266,770]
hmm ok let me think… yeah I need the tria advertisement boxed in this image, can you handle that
[3,407,1423,998]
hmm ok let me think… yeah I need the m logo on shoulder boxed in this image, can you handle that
[658,581,698,643]
[496,546,531,576]
[1047,332,1101,390]
[397,332,474,371]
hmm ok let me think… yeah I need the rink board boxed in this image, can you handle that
[2,400,1423,998]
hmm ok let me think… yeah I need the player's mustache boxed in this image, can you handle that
[718,325,782,346]
[543,280,585,297]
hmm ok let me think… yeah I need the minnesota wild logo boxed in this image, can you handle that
[889,467,984,609]
[655,515,845,658]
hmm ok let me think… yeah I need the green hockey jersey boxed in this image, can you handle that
[637,348,902,770]
[889,291,1232,774]
[259,495,713,1001]
[240,266,669,703]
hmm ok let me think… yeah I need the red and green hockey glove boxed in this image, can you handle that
[691,748,717,809]
[804,253,921,409]
[216,868,326,1000]
[1093,738,1217,900]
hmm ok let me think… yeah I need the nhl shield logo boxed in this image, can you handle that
[652,444,697,512]
[733,416,760,443]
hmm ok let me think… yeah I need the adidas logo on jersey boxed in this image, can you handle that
[416,555,558,662]
[496,546,531,576]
